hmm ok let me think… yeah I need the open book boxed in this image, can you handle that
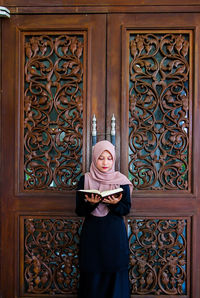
[78,187,123,200]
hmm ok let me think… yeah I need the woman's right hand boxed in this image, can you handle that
[85,194,101,204]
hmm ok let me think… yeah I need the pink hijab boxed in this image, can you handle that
[85,140,133,193]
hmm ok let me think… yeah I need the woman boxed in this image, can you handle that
[76,140,133,298]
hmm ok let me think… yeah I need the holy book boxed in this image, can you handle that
[78,187,123,199]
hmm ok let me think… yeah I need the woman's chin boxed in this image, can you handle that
[100,168,109,172]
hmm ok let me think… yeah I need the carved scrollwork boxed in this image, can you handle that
[128,218,187,295]
[24,218,83,295]
[129,33,190,190]
[24,34,85,190]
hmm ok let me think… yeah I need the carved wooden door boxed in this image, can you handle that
[0,14,106,297]
[1,8,200,298]
[107,13,200,297]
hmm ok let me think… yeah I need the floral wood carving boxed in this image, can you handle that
[129,33,191,190]
[23,218,83,295]
[128,218,188,295]
[24,34,85,190]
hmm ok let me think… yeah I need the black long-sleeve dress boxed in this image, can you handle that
[76,175,131,298]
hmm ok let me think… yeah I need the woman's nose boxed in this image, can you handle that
[103,159,108,165]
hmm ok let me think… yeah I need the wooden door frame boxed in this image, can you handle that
[0,2,200,297]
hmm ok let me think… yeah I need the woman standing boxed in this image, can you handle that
[76,140,133,298]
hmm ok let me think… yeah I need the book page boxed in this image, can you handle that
[101,188,123,197]
[78,187,123,198]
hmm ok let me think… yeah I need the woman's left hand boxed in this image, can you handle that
[103,193,122,204]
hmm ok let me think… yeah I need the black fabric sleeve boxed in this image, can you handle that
[107,184,131,216]
[75,175,99,217]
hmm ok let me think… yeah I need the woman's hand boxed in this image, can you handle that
[85,194,101,204]
[103,193,122,204]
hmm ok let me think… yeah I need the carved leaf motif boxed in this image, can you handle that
[24,218,83,295]
[24,34,84,191]
[128,218,187,295]
[129,32,190,190]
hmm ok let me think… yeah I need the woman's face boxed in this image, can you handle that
[96,150,113,172]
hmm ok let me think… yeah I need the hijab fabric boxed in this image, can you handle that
[84,140,133,217]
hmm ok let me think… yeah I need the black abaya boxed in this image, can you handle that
[76,176,131,298]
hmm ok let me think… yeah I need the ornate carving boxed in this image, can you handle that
[24,34,85,190]
[23,217,188,296]
[128,218,187,295]
[129,33,190,190]
[23,218,83,295]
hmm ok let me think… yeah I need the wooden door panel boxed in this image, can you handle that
[125,29,192,194]
[127,216,190,296]
[1,14,106,297]
[20,215,83,296]
[107,13,200,297]
[108,13,198,197]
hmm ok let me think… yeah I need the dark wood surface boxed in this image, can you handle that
[1,0,200,14]
[0,13,106,297]
[2,0,200,8]
[0,2,200,297]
